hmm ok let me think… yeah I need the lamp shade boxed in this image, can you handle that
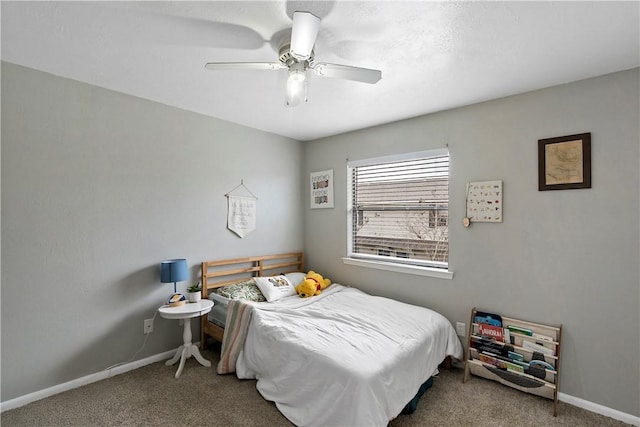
[160,259,188,283]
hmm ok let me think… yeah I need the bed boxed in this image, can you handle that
[200,253,464,427]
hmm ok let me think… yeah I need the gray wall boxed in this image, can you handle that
[302,68,639,417]
[1,62,303,401]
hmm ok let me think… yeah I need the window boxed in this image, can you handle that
[347,149,449,271]
[377,249,391,257]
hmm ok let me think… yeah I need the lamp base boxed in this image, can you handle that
[167,293,187,307]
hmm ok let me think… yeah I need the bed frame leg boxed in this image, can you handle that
[443,356,452,369]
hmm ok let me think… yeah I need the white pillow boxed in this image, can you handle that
[284,272,306,287]
[254,275,296,302]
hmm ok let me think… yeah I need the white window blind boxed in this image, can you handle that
[348,150,449,269]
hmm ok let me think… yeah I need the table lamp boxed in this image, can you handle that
[161,258,188,307]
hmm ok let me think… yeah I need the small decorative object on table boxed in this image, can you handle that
[166,293,186,307]
[187,282,202,303]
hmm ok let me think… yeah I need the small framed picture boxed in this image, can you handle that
[310,169,334,209]
[466,180,502,223]
[538,133,591,191]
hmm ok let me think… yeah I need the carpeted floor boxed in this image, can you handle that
[2,345,631,426]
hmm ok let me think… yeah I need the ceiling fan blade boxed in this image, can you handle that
[312,63,382,84]
[205,62,285,71]
[290,11,320,60]
[138,12,266,50]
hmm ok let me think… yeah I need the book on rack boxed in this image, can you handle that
[532,332,554,342]
[472,337,509,358]
[474,311,502,327]
[522,340,554,356]
[478,323,504,342]
[507,325,533,336]
[478,352,525,373]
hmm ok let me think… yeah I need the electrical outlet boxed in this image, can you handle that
[144,318,153,334]
[456,322,466,337]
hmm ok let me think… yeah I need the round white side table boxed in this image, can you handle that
[158,299,214,379]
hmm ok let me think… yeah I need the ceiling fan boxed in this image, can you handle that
[205,11,382,107]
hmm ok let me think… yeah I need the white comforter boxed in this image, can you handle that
[233,284,463,427]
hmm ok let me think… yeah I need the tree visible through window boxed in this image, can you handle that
[347,149,449,269]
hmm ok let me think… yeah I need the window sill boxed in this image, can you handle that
[341,257,454,280]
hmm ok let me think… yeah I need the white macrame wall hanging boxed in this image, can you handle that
[225,180,258,238]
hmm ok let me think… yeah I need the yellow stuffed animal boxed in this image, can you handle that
[295,271,331,298]
[295,280,319,298]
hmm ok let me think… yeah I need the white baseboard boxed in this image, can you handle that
[558,392,639,426]
[0,348,176,412]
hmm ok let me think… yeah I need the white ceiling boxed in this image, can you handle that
[2,1,639,141]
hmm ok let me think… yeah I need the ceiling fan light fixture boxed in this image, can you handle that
[205,10,381,107]
[286,64,307,107]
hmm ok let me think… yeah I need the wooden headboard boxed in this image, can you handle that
[200,252,305,345]
[201,252,305,293]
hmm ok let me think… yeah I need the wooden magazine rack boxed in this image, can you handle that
[463,307,562,416]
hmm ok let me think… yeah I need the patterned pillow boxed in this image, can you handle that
[212,279,266,302]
